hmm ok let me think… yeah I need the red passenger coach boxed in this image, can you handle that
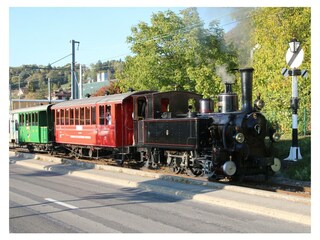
[51,91,153,158]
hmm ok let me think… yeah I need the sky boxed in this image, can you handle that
[9,7,239,67]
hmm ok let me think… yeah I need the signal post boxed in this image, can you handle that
[282,38,307,161]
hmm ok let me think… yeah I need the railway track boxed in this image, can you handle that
[11,148,311,198]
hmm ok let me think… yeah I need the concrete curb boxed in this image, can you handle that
[9,151,311,226]
[9,151,310,204]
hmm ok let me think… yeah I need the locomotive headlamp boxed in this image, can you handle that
[256,99,265,110]
[289,38,300,53]
[254,94,265,110]
[271,158,281,172]
[272,132,281,142]
[235,133,245,143]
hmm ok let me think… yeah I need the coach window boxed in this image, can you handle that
[34,112,38,126]
[19,114,24,126]
[26,113,30,126]
[25,113,28,126]
[70,108,74,125]
[29,113,32,126]
[91,106,96,125]
[75,108,79,125]
[85,107,90,125]
[61,109,65,125]
[80,107,84,125]
[29,113,33,126]
[31,113,34,126]
[106,106,111,125]
[99,105,105,125]
[56,110,60,125]
[29,113,32,125]
[32,113,34,125]
[30,113,33,126]
[65,109,69,125]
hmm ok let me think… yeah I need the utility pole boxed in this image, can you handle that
[9,83,12,111]
[48,78,51,104]
[18,77,21,108]
[79,64,83,99]
[71,40,80,99]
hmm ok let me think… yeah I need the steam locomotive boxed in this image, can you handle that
[9,68,281,180]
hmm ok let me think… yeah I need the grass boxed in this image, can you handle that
[273,135,311,181]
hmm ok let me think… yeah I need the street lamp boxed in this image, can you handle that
[289,38,300,53]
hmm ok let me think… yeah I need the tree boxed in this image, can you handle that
[251,7,311,134]
[92,81,121,96]
[119,8,238,98]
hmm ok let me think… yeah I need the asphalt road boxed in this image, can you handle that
[9,164,310,233]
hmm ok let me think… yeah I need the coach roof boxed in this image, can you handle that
[51,91,155,109]
[10,104,53,113]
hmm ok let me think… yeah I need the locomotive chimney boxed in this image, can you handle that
[240,68,254,112]
[225,83,232,93]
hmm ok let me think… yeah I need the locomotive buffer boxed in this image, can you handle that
[282,38,308,161]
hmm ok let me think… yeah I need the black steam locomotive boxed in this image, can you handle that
[134,68,281,179]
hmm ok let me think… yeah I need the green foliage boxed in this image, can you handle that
[118,8,238,97]
[274,136,310,181]
[10,61,124,99]
[9,64,71,99]
[251,7,311,134]
[86,60,124,83]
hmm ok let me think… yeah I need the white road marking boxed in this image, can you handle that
[45,198,79,210]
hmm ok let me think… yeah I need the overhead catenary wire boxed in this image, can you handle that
[49,53,72,66]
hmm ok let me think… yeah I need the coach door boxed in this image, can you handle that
[133,96,147,144]
[97,104,115,147]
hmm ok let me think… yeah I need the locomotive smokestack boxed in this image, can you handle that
[225,83,232,93]
[240,68,254,112]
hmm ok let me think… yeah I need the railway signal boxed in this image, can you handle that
[282,38,308,161]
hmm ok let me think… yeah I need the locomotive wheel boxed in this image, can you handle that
[186,167,203,177]
[167,155,182,174]
[27,144,34,153]
[170,166,181,174]
[88,149,93,158]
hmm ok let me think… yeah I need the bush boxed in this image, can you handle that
[273,135,311,181]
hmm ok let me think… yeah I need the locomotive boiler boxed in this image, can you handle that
[205,68,281,179]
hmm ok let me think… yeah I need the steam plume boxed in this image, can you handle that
[215,64,235,84]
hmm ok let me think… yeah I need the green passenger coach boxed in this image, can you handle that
[10,104,54,151]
